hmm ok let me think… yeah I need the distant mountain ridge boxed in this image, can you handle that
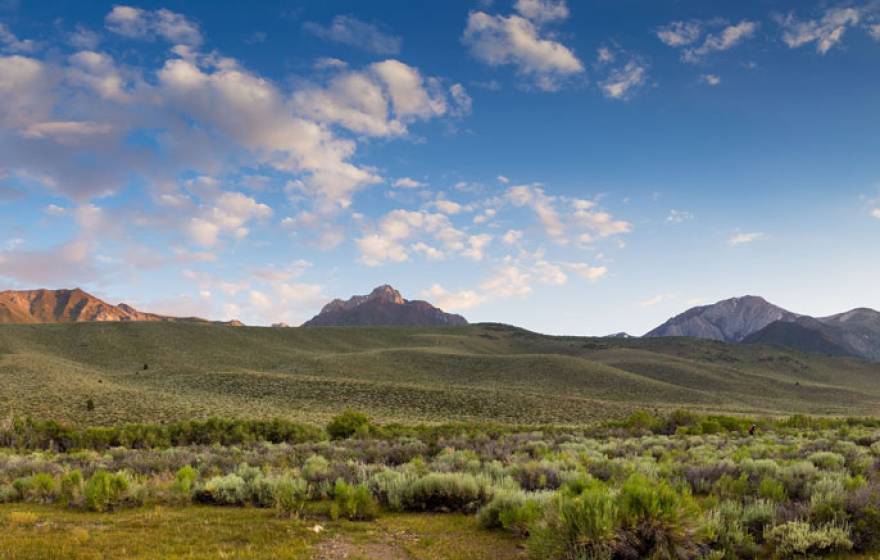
[0,288,242,326]
[303,285,467,327]
[646,296,880,362]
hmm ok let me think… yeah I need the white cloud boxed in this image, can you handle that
[666,209,694,223]
[572,199,631,237]
[779,7,860,55]
[871,208,880,219]
[481,265,532,297]
[462,233,492,260]
[870,24,880,40]
[421,284,486,311]
[502,229,523,244]
[514,0,569,24]
[105,6,203,45]
[68,26,100,50]
[0,22,36,53]
[683,20,758,63]
[599,60,647,100]
[393,177,425,188]
[565,262,607,280]
[185,191,272,247]
[506,185,565,240]
[700,74,721,86]
[639,293,674,308]
[497,175,510,184]
[533,259,567,285]
[435,199,463,214]
[293,59,468,137]
[20,121,115,143]
[728,232,765,246]
[304,15,401,55]
[656,20,702,47]
[356,209,473,266]
[462,10,583,91]
[44,204,66,216]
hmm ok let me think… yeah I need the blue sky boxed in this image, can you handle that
[0,0,878,334]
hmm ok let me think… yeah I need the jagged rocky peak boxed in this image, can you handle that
[304,285,468,327]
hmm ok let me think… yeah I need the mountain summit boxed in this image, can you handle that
[303,285,468,327]
[0,288,241,325]
[646,296,880,362]
[644,295,797,342]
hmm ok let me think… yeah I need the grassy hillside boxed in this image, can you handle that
[0,321,878,426]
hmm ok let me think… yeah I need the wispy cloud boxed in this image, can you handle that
[728,232,765,246]
[778,7,860,55]
[304,15,400,55]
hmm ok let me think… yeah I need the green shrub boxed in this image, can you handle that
[477,489,550,535]
[173,465,198,496]
[845,483,880,552]
[369,468,416,511]
[525,481,617,560]
[758,477,786,502]
[84,470,131,512]
[764,521,852,558]
[401,472,492,513]
[201,474,248,505]
[807,451,845,471]
[273,476,308,518]
[331,479,378,521]
[327,411,371,440]
[60,470,83,506]
[701,501,758,560]
[302,455,330,483]
[615,474,700,559]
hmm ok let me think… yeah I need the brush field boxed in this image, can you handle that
[1,322,879,426]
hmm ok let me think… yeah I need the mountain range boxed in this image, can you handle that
[645,295,880,362]
[302,285,468,327]
[2,286,879,362]
[0,288,242,326]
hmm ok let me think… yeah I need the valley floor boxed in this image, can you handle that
[0,505,523,560]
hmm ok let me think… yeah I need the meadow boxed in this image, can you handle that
[3,322,880,558]
[1,411,880,559]
[1,322,879,426]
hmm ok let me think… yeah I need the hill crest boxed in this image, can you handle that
[303,285,467,327]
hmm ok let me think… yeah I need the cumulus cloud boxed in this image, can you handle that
[683,20,758,63]
[0,22,36,53]
[728,232,765,246]
[871,208,880,219]
[421,283,486,311]
[700,74,721,86]
[356,209,472,266]
[565,262,607,280]
[599,60,647,100]
[506,185,564,240]
[656,20,702,47]
[481,264,533,297]
[462,10,583,91]
[304,15,401,55]
[571,199,631,238]
[0,239,97,285]
[514,0,569,24]
[105,6,203,45]
[779,7,861,55]
[185,190,272,247]
[293,59,469,137]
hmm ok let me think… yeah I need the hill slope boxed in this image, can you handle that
[0,321,878,426]
[303,285,467,327]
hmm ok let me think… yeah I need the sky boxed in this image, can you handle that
[0,0,879,335]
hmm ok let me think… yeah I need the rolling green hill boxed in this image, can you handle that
[0,321,878,426]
